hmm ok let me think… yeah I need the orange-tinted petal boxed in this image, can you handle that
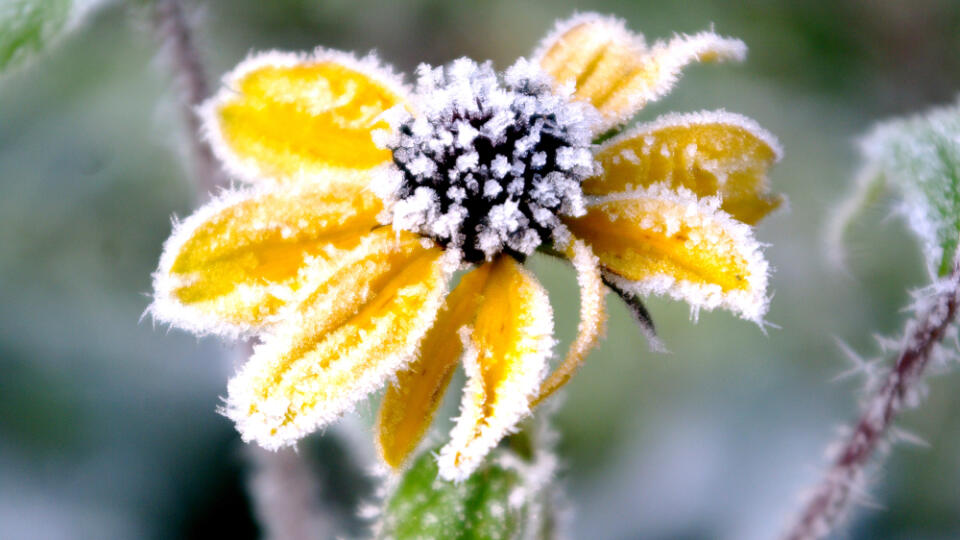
[533,13,745,132]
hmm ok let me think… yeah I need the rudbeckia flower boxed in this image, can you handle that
[151,13,782,481]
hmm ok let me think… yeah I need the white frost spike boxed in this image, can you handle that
[830,337,874,383]
[889,427,930,448]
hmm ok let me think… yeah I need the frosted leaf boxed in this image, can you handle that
[840,98,960,276]
[1,0,107,74]
[376,438,559,540]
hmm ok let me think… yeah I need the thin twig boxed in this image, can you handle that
[782,261,960,540]
[153,0,225,197]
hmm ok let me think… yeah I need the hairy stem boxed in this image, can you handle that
[153,0,225,197]
[782,261,960,540]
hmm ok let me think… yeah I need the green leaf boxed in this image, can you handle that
[378,442,557,540]
[0,0,75,74]
[855,99,960,275]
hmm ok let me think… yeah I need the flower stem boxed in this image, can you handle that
[781,260,960,540]
[153,0,225,198]
[247,446,335,540]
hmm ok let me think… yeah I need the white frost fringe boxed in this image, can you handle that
[199,47,411,185]
[224,250,456,451]
[149,183,275,339]
[437,266,555,482]
[589,183,771,323]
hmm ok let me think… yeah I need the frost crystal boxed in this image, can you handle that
[373,58,598,262]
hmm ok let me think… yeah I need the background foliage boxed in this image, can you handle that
[2,1,960,538]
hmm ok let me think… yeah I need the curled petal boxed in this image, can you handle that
[533,13,745,131]
[585,111,784,224]
[225,241,455,450]
[151,177,382,337]
[437,256,554,482]
[564,185,769,322]
[533,240,607,406]
[376,264,493,469]
[202,49,410,184]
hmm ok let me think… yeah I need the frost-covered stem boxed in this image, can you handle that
[782,260,960,540]
[153,0,225,197]
[230,343,338,538]
[247,446,335,540]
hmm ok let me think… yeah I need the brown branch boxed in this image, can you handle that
[153,0,226,196]
[782,261,960,540]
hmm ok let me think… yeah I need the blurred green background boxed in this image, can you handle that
[2,0,960,538]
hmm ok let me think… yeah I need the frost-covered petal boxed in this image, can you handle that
[585,111,783,225]
[534,240,607,405]
[564,185,769,322]
[437,256,554,482]
[225,240,454,450]
[202,49,410,184]
[376,264,493,469]
[532,13,745,132]
[150,174,383,337]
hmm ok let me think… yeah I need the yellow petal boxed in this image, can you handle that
[533,13,745,131]
[533,240,607,406]
[564,185,769,322]
[585,111,783,224]
[225,243,454,450]
[151,177,382,336]
[203,49,409,184]
[376,264,493,469]
[437,256,554,482]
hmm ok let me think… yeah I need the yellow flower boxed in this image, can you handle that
[151,13,782,481]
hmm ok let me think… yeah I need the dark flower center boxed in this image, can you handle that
[374,58,598,263]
